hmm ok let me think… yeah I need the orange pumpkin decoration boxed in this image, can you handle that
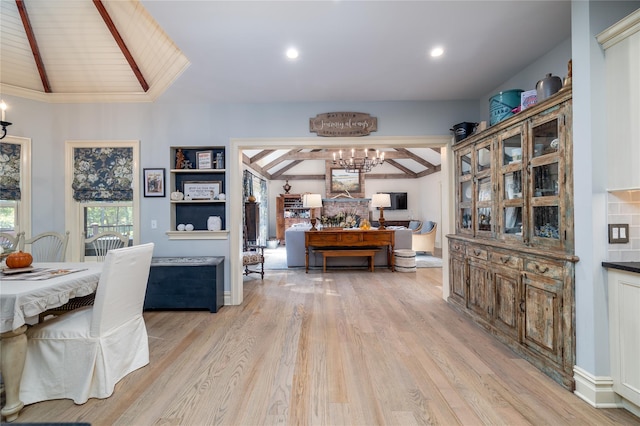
[6,251,33,269]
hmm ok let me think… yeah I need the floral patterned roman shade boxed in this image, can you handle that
[0,142,21,200]
[72,147,133,201]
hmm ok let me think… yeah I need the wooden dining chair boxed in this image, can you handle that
[20,243,155,405]
[0,231,24,252]
[83,231,129,261]
[23,231,70,262]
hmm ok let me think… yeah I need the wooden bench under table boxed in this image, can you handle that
[313,248,381,272]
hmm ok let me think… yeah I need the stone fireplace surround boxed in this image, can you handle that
[320,198,370,220]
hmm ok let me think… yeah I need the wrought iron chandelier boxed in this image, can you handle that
[332,148,385,173]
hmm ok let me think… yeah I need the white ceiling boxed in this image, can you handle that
[0,0,572,104]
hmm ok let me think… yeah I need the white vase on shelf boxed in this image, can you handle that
[207,216,222,231]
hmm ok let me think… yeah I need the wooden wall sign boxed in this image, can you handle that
[310,112,378,137]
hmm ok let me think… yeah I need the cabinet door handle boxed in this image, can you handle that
[534,264,549,274]
[519,300,526,312]
[500,255,511,264]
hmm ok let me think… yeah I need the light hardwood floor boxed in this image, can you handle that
[15,268,640,425]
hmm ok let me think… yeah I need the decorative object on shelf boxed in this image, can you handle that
[332,148,384,173]
[207,216,222,231]
[170,190,184,201]
[247,195,256,203]
[143,168,166,197]
[183,181,221,200]
[360,218,371,230]
[303,193,323,231]
[489,89,524,125]
[217,193,226,200]
[283,180,292,194]
[562,59,572,88]
[185,224,194,231]
[177,224,186,231]
[175,148,185,169]
[196,150,214,169]
[0,99,12,140]
[536,73,562,102]
[450,122,478,143]
[372,193,391,229]
[215,152,224,169]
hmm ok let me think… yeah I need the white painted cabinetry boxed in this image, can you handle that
[607,269,640,411]
[598,10,640,190]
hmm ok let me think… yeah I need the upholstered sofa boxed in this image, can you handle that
[285,225,413,268]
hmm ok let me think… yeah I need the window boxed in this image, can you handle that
[65,141,140,261]
[0,137,31,237]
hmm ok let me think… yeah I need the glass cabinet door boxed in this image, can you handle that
[498,127,525,242]
[456,146,474,234]
[528,109,564,249]
[475,140,493,236]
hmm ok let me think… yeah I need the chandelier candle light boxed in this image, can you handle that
[371,193,391,230]
[303,193,323,231]
[333,148,385,173]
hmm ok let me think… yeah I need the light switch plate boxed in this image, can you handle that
[608,224,629,244]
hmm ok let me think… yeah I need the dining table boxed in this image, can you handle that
[0,262,103,422]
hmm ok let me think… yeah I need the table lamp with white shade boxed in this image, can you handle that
[371,193,391,229]
[303,193,323,231]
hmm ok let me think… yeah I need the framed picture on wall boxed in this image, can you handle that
[326,164,364,198]
[143,168,166,197]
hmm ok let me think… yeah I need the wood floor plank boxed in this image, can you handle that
[13,268,640,426]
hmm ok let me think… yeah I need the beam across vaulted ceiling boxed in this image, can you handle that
[242,147,442,181]
[16,0,51,92]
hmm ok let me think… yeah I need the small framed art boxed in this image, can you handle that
[183,180,222,200]
[196,150,214,169]
[143,168,166,197]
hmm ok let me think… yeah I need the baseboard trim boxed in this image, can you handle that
[573,366,620,408]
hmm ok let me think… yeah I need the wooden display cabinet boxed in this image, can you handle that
[448,88,578,390]
[275,194,312,244]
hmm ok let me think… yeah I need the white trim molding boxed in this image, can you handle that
[596,8,640,50]
[573,367,640,417]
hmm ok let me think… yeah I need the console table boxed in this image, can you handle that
[304,230,395,272]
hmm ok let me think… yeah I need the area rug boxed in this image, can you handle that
[263,247,443,269]
[415,253,443,268]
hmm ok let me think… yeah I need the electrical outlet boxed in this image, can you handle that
[151,220,157,229]
[608,224,629,244]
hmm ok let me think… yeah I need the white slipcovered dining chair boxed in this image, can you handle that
[20,243,155,405]
[23,231,70,262]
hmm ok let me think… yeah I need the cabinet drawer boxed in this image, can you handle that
[466,245,488,261]
[490,251,523,269]
[449,241,465,255]
[524,259,563,280]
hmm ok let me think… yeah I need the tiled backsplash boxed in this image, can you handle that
[607,190,640,261]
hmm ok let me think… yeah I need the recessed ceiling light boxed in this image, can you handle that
[430,46,444,58]
[286,48,299,60]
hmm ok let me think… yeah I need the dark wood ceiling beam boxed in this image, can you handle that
[262,149,302,171]
[385,159,417,178]
[394,148,437,169]
[93,0,149,92]
[16,0,51,93]
[270,160,304,179]
[248,149,275,164]
[416,165,442,177]
[277,174,326,181]
[243,153,272,179]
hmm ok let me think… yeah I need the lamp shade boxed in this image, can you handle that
[303,193,323,208]
[371,193,391,208]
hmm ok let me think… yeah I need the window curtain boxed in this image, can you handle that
[259,177,268,242]
[0,142,21,200]
[72,147,133,201]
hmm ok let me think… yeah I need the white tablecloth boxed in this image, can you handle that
[0,262,102,333]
